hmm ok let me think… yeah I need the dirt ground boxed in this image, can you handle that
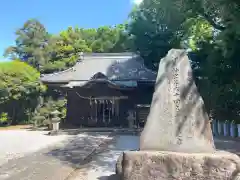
[0,125,33,131]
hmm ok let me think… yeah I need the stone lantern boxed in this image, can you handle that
[127,110,136,128]
[50,110,61,135]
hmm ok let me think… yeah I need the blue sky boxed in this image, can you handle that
[0,0,141,61]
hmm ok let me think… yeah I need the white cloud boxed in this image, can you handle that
[132,0,143,5]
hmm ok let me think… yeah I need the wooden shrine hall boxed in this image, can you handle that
[40,53,157,127]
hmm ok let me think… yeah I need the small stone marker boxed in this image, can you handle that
[140,49,215,152]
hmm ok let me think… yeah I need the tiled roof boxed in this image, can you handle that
[40,53,157,83]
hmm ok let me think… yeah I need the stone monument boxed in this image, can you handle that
[116,49,240,180]
[140,49,214,152]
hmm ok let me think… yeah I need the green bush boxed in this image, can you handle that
[33,98,66,127]
[0,61,46,125]
[0,112,8,125]
[32,115,46,127]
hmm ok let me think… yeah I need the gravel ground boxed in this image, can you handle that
[0,130,70,165]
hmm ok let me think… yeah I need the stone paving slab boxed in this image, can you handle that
[0,132,112,180]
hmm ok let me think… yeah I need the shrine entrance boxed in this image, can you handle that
[93,98,117,126]
[89,97,126,126]
[75,91,128,126]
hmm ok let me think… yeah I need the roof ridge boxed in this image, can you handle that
[40,62,79,77]
[41,52,137,77]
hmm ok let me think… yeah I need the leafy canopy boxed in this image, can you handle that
[0,61,45,124]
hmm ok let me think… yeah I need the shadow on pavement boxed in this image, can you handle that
[45,132,112,168]
[214,137,240,155]
[78,135,139,179]
[98,174,120,180]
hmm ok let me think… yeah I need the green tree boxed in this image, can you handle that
[176,0,240,121]
[89,25,132,53]
[42,27,92,73]
[0,61,46,125]
[4,19,50,70]
[127,0,185,70]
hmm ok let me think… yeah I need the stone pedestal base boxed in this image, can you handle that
[116,151,240,180]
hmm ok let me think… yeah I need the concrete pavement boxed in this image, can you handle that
[0,132,112,180]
